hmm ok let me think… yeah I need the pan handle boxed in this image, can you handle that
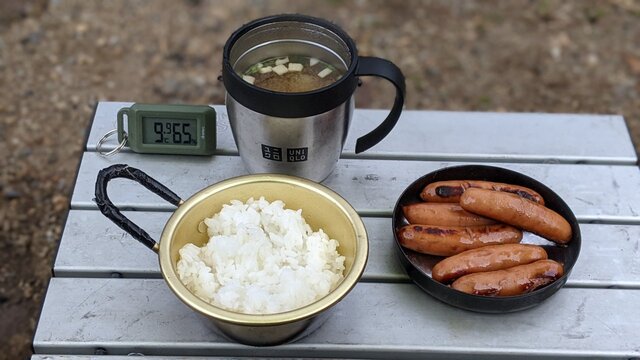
[94,164,183,252]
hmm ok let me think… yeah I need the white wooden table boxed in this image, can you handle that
[33,102,640,359]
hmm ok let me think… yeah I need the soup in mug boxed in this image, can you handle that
[241,55,345,93]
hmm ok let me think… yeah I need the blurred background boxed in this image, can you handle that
[1,0,639,358]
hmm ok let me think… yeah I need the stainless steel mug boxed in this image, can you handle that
[223,14,405,182]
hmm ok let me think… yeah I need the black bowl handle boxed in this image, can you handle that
[354,56,406,154]
[94,164,183,252]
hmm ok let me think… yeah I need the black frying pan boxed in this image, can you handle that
[392,165,581,313]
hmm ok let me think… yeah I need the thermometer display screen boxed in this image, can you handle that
[142,117,197,146]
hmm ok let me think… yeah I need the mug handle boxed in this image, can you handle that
[354,56,406,154]
[94,164,184,252]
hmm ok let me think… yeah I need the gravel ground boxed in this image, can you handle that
[1,0,640,358]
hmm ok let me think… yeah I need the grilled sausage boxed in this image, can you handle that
[420,180,545,205]
[396,224,522,256]
[402,203,497,226]
[459,188,572,244]
[451,259,564,296]
[431,244,548,283]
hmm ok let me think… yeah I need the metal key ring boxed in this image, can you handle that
[97,129,128,156]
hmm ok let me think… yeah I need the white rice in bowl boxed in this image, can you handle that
[176,197,346,314]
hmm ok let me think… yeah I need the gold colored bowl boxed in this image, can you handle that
[158,174,368,345]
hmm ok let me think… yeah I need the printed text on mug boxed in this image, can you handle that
[287,147,308,162]
[261,144,282,161]
[261,144,308,162]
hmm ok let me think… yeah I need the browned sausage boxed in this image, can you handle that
[402,203,497,226]
[459,188,572,244]
[396,224,523,256]
[420,180,545,205]
[451,259,564,296]
[432,244,548,283]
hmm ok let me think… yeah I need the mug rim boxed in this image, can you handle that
[222,14,360,118]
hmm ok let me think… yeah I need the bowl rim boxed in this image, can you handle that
[392,164,581,312]
[159,173,369,326]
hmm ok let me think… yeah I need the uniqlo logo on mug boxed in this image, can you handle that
[287,147,308,162]
[261,144,282,161]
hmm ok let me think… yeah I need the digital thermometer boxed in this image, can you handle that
[113,103,216,155]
